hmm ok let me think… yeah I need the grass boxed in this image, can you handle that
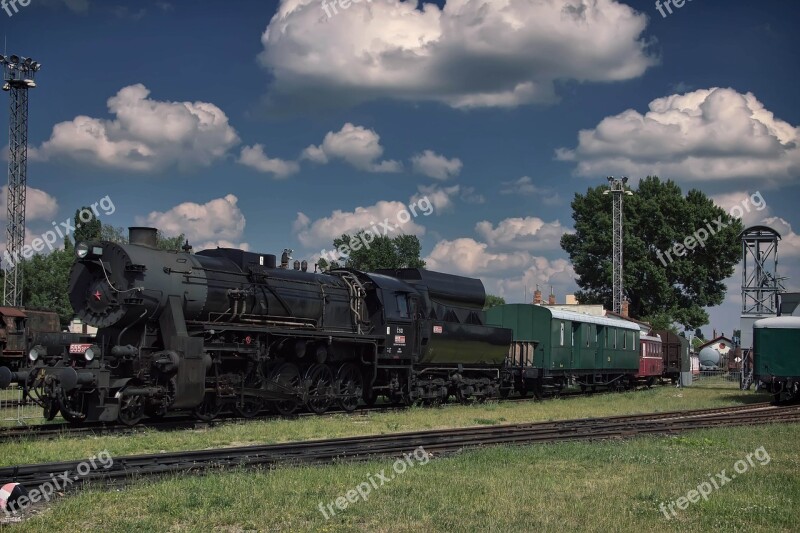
[0,378,770,467]
[6,422,798,532]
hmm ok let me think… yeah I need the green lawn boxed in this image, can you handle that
[6,422,797,532]
[0,378,770,467]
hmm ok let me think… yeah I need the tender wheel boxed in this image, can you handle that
[117,389,145,426]
[193,392,223,422]
[336,363,363,412]
[305,363,334,414]
[269,363,301,416]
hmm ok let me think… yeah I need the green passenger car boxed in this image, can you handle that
[753,316,800,402]
[486,304,640,393]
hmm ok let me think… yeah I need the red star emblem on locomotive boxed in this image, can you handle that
[93,290,102,301]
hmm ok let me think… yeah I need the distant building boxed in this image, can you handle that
[69,318,97,336]
[696,336,734,369]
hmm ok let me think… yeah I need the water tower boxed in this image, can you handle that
[739,226,782,386]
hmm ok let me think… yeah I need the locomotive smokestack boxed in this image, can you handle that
[129,227,158,248]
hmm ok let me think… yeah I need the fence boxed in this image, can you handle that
[693,370,742,384]
[0,385,45,426]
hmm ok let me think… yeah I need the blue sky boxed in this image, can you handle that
[1,0,798,337]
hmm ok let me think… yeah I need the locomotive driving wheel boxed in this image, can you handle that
[117,390,145,426]
[193,392,223,422]
[305,363,334,414]
[269,363,301,416]
[234,374,266,419]
[336,363,363,412]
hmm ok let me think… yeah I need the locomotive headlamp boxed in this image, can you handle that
[75,242,103,260]
[84,346,98,362]
[76,242,90,259]
[28,345,44,362]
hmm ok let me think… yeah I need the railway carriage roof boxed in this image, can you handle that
[754,316,800,329]
[641,334,662,342]
[546,308,640,331]
[0,307,27,318]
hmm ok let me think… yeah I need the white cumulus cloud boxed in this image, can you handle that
[36,84,240,172]
[136,194,248,250]
[475,217,569,252]
[0,186,58,221]
[294,200,426,249]
[424,236,577,301]
[411,150,462,180]
[557,87,800,184]
[238,144,300,178]
[259,0,656,110]
[301,123,401,173]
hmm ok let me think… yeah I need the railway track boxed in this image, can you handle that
[1,403,795,489]
[0,383,746,443]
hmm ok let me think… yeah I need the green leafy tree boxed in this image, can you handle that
[99,224,186,250]
[21,239,75,327]
[321,232,426,272]
[561,177,742,330]
[100,224,127,243]
[695,328,705,340]
[73,207,102,243]
[156,230,187,251]
[483,294,506,310]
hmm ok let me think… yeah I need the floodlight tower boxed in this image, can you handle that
[603,176,633,314]
[1,54,40,307]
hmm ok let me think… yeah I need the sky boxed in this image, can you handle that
[0,0,798,338]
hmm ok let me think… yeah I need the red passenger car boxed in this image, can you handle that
[637,333,664,386]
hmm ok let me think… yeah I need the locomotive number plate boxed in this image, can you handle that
[433,325,443,334]
[70,343,92,354]
[394,335,406,345]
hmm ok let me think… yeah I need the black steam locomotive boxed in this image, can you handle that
[0,228,510,425]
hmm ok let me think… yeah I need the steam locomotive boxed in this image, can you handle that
[0,227,663,425]
[0,228,511,424]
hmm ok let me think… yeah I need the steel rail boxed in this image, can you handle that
[1,404,795,488]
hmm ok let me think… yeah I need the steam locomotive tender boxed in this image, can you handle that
[0,228,510,425]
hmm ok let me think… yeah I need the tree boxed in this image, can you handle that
[692,337,705,351]
[73,207,102,243]
[694,328,705,340]
[100,224,127,243]
[21,239,75,327]
[320,232,426,271]
[483,294,505,310]
[156,230,187,251]
[99,224,186,250]
[560,177,742,330]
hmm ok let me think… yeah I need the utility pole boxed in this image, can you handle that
[1,54,40,306]
[603,176,632,314]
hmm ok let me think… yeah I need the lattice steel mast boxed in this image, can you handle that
[1,54,40,306]
[603,177,632,314]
